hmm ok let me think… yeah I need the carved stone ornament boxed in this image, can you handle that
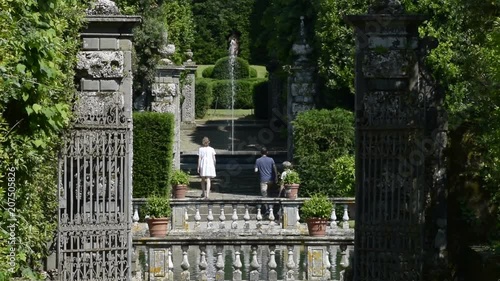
[86,0,120,15]
[77,51,124,79]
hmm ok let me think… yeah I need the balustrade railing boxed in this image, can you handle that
[132,198,355,236]
[132,236,354,281]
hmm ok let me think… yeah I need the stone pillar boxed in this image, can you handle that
[181,60,197,125]
[56,1,140,280]
[151,66,184,169]
[345,0,447,280]
[287,16,316,160]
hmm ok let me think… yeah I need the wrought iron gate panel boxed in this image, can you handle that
[58,128,131,281]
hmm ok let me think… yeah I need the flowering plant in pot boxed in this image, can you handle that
[170,169,190,199]
[283,170,301,199]
[144,194,171,237]
[301,194,333,236]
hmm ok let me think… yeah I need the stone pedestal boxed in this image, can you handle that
[151,66,184,169]
[346,3,447,280]
[182,63,197,124]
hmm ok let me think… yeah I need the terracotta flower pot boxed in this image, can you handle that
[173,184,188,199]
[146,217,169,237]
[285,184,300,199]
[306,218,329,237]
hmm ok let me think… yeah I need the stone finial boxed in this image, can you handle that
[86,0,120,15]
[368,0,404,14]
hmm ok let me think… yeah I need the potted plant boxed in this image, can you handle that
[282,170,301,199]
[171,169,190,199]
[144,194,171,237]
[301,194,333,236]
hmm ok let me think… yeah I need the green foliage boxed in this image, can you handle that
[249,66,258,78]
[133,112,175,197]
[301,194,333,219]
[212,79,266,109]
[283,170,301,184]
[191,0,254,64]
[118,0,194,92]
[0,0,85,276]
[252,80,269,119]
[170,169,190,186]
[144,195,171,218]
[293,109,354,197]
[202,66,214,78]
[195,79,214,118]
[212,56,250,80]
[331,155,355,197]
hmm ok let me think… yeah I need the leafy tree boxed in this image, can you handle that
[0,0,85,277]
[191,0,254,64]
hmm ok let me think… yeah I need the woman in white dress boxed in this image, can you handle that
[197,137,216,199]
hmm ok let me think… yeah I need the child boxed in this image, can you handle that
[279,161,292,198]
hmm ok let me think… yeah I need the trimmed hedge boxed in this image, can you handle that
[212,56,250,79]
[252,80,269,119]
[202,66,214,78]
[249,66,258,78]
[133,112,175,198]
[211,79,267,109]
[293,109,354,197]
[195,79,213,118]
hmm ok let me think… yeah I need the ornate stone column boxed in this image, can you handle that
[56,1,140,280]
[345,0,447,280]
[182,52,197,125]
[152,65,184,169]
[287,16,316,160]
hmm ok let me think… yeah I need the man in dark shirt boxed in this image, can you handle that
[254,147,278,198]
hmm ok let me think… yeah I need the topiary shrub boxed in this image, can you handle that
[249,66,258,78]
[202,66,214,78]
[212,56,250,79]
[195,79,213,118]
[133,112,175,197]
[331,154,355,197]
[293,109,354,197]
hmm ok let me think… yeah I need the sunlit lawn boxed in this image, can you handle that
[199,109,255,121]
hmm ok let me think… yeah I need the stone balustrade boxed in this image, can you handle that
[132,236,354,281]
[132,198,355,237]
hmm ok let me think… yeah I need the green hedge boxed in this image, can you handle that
[211,79,266,109]
[133,112,175,197]
[195,79,213,118]
[293,109,354,197]
[252,80,269,119]
[249,66,258,78]
[212,56,250,79]
[202,66,214,78]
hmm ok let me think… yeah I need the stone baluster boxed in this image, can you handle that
[330,204,338,229]
[232,245,243,281]
[256,205,262,229]
[285,245,296,281]
[194,204,201,229]
[268,245,278,281]
[180,245,190,281]
[207,204,214,229]
[219,204,226,229]
[231,204,239,229]
[215,245,225,281]
[243,204,250,230]
[167,247,174,280]
[268,205,275,226]
[342,204,350,229]
[132,204,139,224]
[295,206,301,227]
[325,247,332,279]
[184,207,189,230]
[198,245,208,281]
[249,245,260,281]
[329,246,338,280]
[339,245,349,281]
